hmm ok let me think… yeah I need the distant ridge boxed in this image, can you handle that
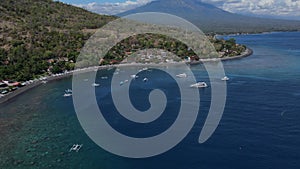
[118,0,300,34]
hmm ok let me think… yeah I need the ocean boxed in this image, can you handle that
[0,32,300,169]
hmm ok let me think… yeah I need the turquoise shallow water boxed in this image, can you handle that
[0,32,300,169]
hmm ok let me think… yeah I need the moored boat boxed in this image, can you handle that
[221,76,230,81]
[176,73,187,78]
[190,82,208,88]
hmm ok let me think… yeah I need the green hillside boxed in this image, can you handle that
[0,0,245,82]
[0,0,115,81]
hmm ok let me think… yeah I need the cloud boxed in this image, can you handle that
[202,0,300,17]
[74,0,152,15]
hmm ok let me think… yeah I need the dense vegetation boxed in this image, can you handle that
[0,0,245,82]
[103,34,246,64]
[0,0,115,81]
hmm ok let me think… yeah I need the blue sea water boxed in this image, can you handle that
[1,32,300,169]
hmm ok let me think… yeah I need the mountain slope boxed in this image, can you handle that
[0,0,115,81]
[118,0,300,33]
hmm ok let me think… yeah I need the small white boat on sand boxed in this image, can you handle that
[69,144,83,152]
[221,76,230,81]
[190,82,208,88]
[176,73,187,78]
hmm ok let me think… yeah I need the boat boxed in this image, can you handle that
[138,67,148,72]
[92,83,100,87]
[190,82,208,88]
[130,75,139,79]
[143,78,148,82]
[221,76,230,81]
[69,144,83,152]
[120,80,129,86]
[176,73,187,78]
[63,93,72,97]
[101,76,108,79]
[65,89,72,93]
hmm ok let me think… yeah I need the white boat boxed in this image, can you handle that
[63,93,72,97]
[101,76,108,79]
[120,80,129,86]
[190,82,208,88]
[92,83,100,87]
[143,78,148,82]
[176,73,187,78]
[138,67,148,72]
[65,89,72,93]
[130,75,139,79]
[221,76,230,81]
[69,144,83,152]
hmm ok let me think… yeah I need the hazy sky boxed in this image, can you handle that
[58,0,300,19]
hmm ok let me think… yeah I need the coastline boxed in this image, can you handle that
[190,47,253,63]
[0,47,253,104]
[221,48,253,61]
[216,30,300,37]
[0,72,74,104]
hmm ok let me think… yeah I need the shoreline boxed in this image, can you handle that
[0,47,253,104]
[216,30,300,37]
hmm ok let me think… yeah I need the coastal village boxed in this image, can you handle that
[0,34,248,100]
[0,80,21,97]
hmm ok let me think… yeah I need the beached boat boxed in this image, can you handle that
[190,82,208,88]
[176,73,187,78]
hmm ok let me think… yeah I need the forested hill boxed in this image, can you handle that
[0,0,115,81]
[0,0,246,82]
